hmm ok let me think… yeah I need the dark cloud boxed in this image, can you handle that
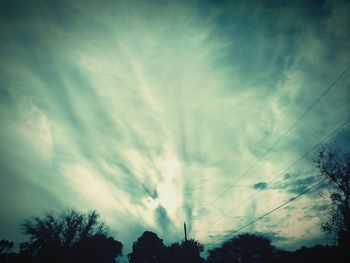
[155,205,172,233]
[142,185,158,200]
[302,203,329,221]
[105,160,159,205]
[183,201,193,231]
[274,173,322,195]
[252,182,267,190]
[0,0,39,21]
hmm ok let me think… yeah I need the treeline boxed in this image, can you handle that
[206,233,345,263]
[0,210,122,263]
[0,209,348,263]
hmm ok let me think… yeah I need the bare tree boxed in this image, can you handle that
[314,145,350,248]
[21,209,122,263]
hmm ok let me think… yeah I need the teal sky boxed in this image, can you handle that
[0,0,350,260]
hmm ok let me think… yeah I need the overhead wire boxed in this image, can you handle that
[208,118,350,227]
[195,118,350,235]
[204,177,329,248]
[208,64,350,205]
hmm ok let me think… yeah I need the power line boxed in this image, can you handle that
[209,64,350,205]
[204,177,329,248]
[211,118,350,225]
[195,118,350,234]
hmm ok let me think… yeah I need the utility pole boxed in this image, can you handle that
[184,221,187,241]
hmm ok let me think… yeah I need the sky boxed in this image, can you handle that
[0,0,350,260]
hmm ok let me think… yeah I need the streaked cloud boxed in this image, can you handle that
[0,0,349,260]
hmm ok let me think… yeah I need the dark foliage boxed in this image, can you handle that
[128,231,205,263]
[314,146,350,250]
[276,245,346,263]
[167,239,205,263]
[0,240,14,262]
[128,231,166,263]
[0,240,13,254]
[18,209,122,263]
[207,233,275,263]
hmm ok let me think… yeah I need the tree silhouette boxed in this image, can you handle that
[72,234,122,263]
[276,245,343,263]
[20,209,122,263]
[207,233,275,263]
[314,145,350,251]
[128,231,166,263]
[0,240,13,254]
[0,239,14,262]
[166,239,205,263]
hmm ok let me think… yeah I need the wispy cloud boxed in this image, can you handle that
[0,0,349,259]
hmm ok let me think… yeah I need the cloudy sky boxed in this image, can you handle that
[0,0,350,260]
